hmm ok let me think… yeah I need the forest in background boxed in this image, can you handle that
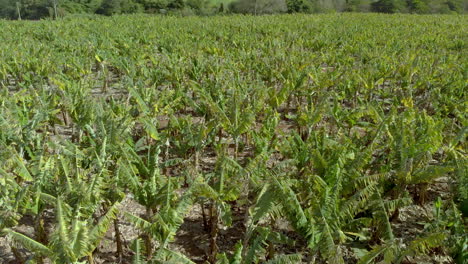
[0,0,467,19]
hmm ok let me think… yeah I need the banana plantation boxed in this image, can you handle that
[0,14,466,264]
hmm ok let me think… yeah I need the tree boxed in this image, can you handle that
[121,0,143,13]
[407,0,430,13]
[186,0,209,10]
[0,0,16,18]
[167,0,184,9]
[286,0,312,12]
[444,0,465,12]
[97,0,122,15]
[344,0,371,11]
[136,0,169,11]
[50,0,57,18]
[229,0,288,14]
[371,0,406,12]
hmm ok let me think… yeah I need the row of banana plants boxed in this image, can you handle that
[1,13,466,263]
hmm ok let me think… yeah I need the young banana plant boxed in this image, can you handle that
[3,197,119,264]
[194,147,240,263]
[193,81,256,160]
[118,140,189,259]
[382,108,453,213]
[125,184,195,263]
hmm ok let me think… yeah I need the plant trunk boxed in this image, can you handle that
[295,96,300,111]
[266,240,275,261]
[61,107,69,126]
[390,207,400,222]
[34,212,47,264]
[254,0,258,15]
[187,150,200,186]
[307,252,317,264]
[53,0,58,20]
[11,246,25,264]
[194,149,199,173]
[389,186,403,222]
[88,254,95,264]
[241,179,251,259]
[243,133,249,149]
[217,128,223,145]
[35,212,48,244]
[234,137,239,160]
[209,203,218,264]
[16,2,21,20]
[201,200,208,231]
[163,139,170,176]
[114,219,123,262]
[144,207,153,260]
[102,65,108,94]
[416,183,428,205]
[266,218,276,260]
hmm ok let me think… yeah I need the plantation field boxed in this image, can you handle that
[0,14,467,264]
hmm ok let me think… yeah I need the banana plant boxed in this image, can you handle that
[118,140,186,259]
[3,198,119,264]
[125,184,195,262]
[194,146,241,263]
[217,240,302,264]
[382,108,453,211]
[193,81,257,160]
[166,114,216,185]
[130,237,196,264]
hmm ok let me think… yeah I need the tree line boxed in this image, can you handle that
[233,0,466,14]
[0,0,466,20]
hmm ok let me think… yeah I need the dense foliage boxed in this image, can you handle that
[231,0,467,13]
[0,0,466,19]
[0,14,467,264]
